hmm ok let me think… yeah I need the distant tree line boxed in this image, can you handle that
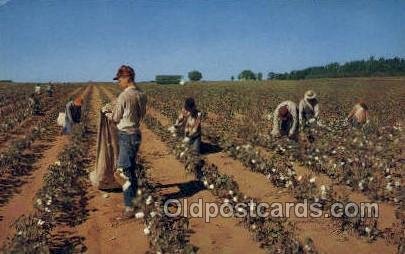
[237,70,263,81]
[267,57,405,80]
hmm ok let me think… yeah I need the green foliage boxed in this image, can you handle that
[155,75,182,84]
[257,72,263,81]
[238,70,256,80]
[269,57,405,80]
[188,70,202,81]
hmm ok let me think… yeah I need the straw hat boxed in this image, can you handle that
[304,90,317,101]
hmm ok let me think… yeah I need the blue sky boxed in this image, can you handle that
[0,0,404,82]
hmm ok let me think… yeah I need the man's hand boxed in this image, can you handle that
[105,112,113,120]
[102,103,113,113]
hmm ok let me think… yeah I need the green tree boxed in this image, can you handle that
[188,70,203,81]
[257,72,263,80]
[231,76,234,81]
[238,70,256,80]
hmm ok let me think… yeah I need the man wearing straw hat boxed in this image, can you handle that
[298,90,319,130]
[104,65,147,220]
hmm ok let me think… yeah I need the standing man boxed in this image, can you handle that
[271,100,299,139]
[299,90,319,130]
[105,65,147,220]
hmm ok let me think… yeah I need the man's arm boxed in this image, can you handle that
[314,103,319,119]
[298,100,304,128]
[108,94,124,123]
[271,105,281,136]
[66,102,73,122]
[289,104,298,136]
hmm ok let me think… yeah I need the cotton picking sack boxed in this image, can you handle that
[57,112,66,127]
[89,110,121,190]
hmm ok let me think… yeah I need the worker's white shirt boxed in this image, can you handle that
[299,98,319,126]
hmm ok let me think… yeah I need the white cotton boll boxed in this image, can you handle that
[137,189,142,195]
[224,198,230,204]
[232,197,238,202]
[314,156,319,161]
[203,180,208,187]
[272,168,276,173]
[251,159,256,164]
[150,211,157,218]
[135,212,145,219]
[54,160,61,166]
[358,181,364,191]
[386,183,393,192]
[285,181,293,188]
[228,190,234,195]
[46,198,52,206]
[369,177,374,182]
[143,227,151,235]
[365,227,371,234]
[320,185,326,192]
[45,208,51,213]
[180,152,185,158]
[251,224,257,230]
[146,196,153,205]
[36,199,42,206]
[123,181,131,191]
[236,146,240,150]
[209,184,214,190]
[37,219,45,226]
[395,181,400,187]
[297,175,302,181]
[172,133,177,137]
[332,150,337,154]
[309,177,316,183]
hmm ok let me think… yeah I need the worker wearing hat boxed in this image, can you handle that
[104,65,147,220]
[299,90,319,130]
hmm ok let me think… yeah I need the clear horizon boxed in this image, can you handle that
[0,0,404,82]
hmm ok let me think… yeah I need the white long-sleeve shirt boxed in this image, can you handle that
[271,100,298,137]
[110,86,147,134]
[298,98,319,127]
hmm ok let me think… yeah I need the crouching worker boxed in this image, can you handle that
[169,97,202,154]
[299,90,319,130]
[271,100,298,139]
[105,65,147,220]
[63,96,83,134]
[28,93,41,115]
[346,100,369,127]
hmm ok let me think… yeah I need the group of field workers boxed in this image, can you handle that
[90,64,369,220]
[270,91,369,139]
